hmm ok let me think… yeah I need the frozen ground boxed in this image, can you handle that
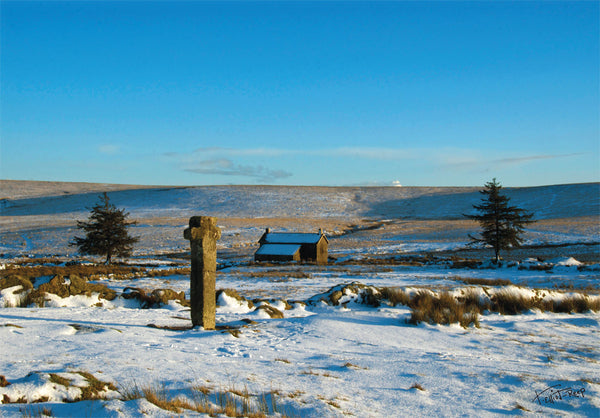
[0,181,599,416]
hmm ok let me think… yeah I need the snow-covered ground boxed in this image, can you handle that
[1,270,599,417]
[1,181,599,416]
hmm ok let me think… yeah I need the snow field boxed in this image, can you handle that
[1,260,599,417]
[1,292,598,417]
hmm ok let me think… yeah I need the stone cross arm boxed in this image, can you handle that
[184,216,222,242]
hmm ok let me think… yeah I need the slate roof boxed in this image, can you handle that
[262,232,325,244]
[255,244,301,256]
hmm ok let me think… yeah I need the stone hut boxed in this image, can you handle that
[254,228,329,264]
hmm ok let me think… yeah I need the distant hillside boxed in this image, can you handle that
[1,180,598,221]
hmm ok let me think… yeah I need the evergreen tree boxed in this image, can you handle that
[70,193,139,264]
[465,178,534,263]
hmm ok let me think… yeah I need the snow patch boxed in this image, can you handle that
[217,292,254,314]
[0,286,27,308]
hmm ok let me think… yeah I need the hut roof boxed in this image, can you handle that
[262,232,326,245]
[255,244,301,256]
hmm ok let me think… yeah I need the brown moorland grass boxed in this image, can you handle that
[120,381,294,417]
[407,291,480,328]
[457,277,513,286]
[26,276,117,306]
[378,287,411,306]
[490,290,600,315]
[1,265,145,281]
[378,286,600,328]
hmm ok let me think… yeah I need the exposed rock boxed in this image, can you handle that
[122,287,187,308]
[27,275,116,306]
[330,290,343,305]
[309,282,381,307]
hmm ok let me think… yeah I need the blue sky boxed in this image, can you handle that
[1,1,598,187]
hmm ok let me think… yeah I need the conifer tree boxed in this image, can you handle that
[465,178,534,263]
[71,193,139,264]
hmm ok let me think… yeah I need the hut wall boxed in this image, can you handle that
[316,240,328,264]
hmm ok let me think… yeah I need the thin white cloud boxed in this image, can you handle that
[440,151,583,172]
[183,158,292,181]
[187,146,413,160]
[192,147,288,158]
[490,153,583,167]
[166,146,584,184]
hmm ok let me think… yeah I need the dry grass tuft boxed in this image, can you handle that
[408,291,480,328]
[18,405,54,417]
[119,381,294,417]
[2,323,24,328]
[48,373,72,387]
[379,287,411,306]
[489,290,600,315]
[514,403,531,412]
[144,384,194,413]
[256,305,284,319]
[75,371,118,401]
[409,382,426,391]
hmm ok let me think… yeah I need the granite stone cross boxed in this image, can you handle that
[183,216,221,330]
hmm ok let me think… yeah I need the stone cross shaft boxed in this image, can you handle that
[183,216,221,330]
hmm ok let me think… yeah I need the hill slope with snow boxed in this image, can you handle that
[2,181,598,221]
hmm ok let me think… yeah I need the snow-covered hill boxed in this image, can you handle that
[2,181,598,220]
